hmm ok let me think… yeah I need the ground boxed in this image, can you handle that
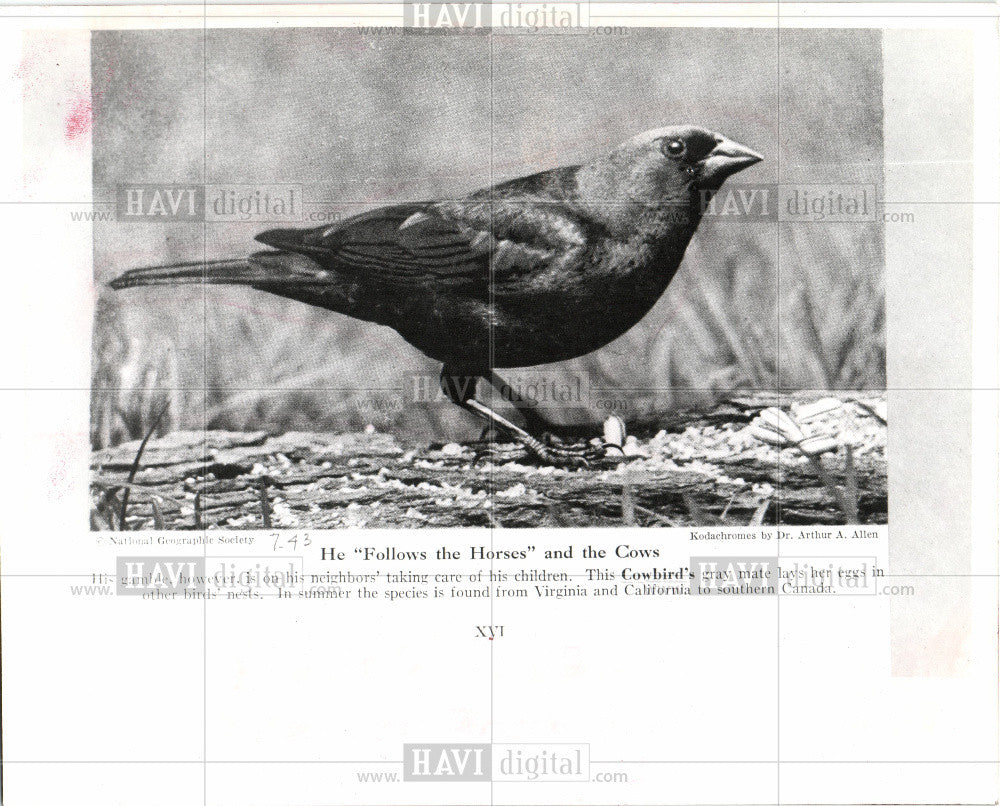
[90,393,887,529]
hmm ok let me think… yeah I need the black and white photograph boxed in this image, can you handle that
[89,26,887,529]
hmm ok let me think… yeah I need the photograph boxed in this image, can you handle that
[88,27,887,529]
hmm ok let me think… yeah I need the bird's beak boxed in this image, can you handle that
[699,138,763,184]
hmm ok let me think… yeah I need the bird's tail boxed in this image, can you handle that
[109,253,331,291]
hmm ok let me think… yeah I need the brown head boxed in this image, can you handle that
[575,125,763,238]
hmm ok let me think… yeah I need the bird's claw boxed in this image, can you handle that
[469,416,629,469]
[471,438,625,469]
[471,441,530,465]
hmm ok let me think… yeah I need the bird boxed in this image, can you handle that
[110,125,762,465]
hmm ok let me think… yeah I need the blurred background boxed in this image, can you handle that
[90,27,884,449]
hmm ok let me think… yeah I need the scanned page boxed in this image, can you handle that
[0,2,998,805]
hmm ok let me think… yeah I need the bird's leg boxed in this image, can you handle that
[440,369,548,461]
[481,370,554,440]
[439,368,602,468]
[482,371,622,462]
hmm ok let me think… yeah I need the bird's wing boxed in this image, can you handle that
[254,199,585,290]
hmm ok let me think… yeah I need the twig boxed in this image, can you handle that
[682,493,718,525]
[748,498,770,526]
[843,445,860,523]
[854,400,887,426]
[150,498,166,529]
[118,401,170,531]
[719,492,737,521]
[259,478,272,528]
[621,484,637,526]
[805,454,856,524]
[634,504,678,527]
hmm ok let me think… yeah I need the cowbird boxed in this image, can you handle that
[111,126,761,464]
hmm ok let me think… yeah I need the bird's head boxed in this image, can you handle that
[624,125,763,193]
[577,125,762,237]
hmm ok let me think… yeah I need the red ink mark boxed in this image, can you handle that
[15,46,46,93]
[64,95,91,141]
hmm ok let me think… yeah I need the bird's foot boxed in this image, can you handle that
[534,439,624,469]
[473,437,625,469]
[470,416,629,469]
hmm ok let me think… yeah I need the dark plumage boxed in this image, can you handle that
[111,125,761,464]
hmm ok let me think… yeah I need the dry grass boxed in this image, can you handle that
[650,222,884,406]
[91,221,884,449]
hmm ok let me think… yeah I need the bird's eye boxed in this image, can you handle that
[662,138,686,158]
